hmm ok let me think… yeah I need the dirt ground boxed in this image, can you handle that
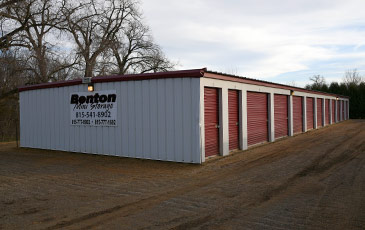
[1,120,365,230]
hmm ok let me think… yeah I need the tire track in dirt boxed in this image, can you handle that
[4,121,360,230]
[163,122,365,230]
[302,153,365,229]
[260,128,365,203]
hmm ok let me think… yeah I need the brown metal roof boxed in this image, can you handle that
[18,68,349,99]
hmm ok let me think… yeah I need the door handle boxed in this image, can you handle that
[236,122,239,126]
[215,124,220,128]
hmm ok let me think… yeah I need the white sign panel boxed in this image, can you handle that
[70,90,117,126]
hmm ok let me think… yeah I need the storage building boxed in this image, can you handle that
[18,68,350,163]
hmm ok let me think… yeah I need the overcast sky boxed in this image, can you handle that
[141,0,365,87]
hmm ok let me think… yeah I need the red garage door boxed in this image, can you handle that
[247,92,268,146]
[343,101,346,120]
[332,100,336,123]
[307,97,314,130]
[325,99,330,125]
[204,87,219,157]
[317,98,323,127]
[342,101,345,121]
[228,90,239,151]
[293,96,303,134]
[274,94,288,138]
[337,101,340,122]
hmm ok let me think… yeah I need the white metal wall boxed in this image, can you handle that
[20,78,201,163]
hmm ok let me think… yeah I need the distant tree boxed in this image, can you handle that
[343,69,363,86]
[110,19,175,75]
[0,0,31,49]
[306,75,326,91]
[306,70,365,119]
[0,49,27,100]
[60,0,138,78]
[328,82,340,94]
[11,0,76,83]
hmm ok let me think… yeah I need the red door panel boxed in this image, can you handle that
[337,101,340,122]
[307,97,314,130]
[228,90,239,150]
[325,99,330,125]
[293,96,303,134]
[204,87,219,157]
[274,94,288,138]
[317,98,323,127]
[332,100,336,123]
[247,92,268,146]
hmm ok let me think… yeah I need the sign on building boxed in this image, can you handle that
[70,90,117,126]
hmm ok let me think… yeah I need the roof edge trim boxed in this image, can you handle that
[18,68,205,92]
[203,70,349,99]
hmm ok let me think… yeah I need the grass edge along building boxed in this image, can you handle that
[18,68,350,164]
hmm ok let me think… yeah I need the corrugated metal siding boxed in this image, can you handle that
[19,78,201,163]
[317,98,323,127]
[247,92,268,146]
[274,94,288,138]
[325,99,330,125]
[307,97,314,130]
[204,87,220,157]
[228,90,239,151]
[293,96,303,134]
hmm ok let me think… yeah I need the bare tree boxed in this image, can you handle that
[110,19,175,75]
[1,0,77,84]
[310,75,326,86]
[0,0,32,49]
[343,69,363,85]
[0,49,28,100]
[13,0,77,83]
[61,0,137,78]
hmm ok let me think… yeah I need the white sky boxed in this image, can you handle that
[141,0,365,87]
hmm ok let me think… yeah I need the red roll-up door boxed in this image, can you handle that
[342,101,345,121]
[274,94,288,138]
[204,87,220,157]
[228,90,239,151]
[293,96,303,134]
[307,97,314,130]
[337,101,340,122]
[343,101,346,120]
[332,100,336,123]
[247,92,268,146]
[317,98,323,127]
[325,99,330,125]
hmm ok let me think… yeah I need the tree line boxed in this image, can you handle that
[305,69,365,119]
[0,0,175,99]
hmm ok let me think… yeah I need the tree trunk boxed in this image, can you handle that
[84,60,94,78]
